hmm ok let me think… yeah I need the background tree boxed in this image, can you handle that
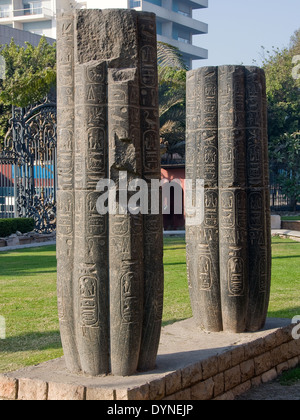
[157,42,187,159]
[0,37,56,145]
[260,28,300,210]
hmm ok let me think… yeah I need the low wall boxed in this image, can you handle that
[0,233,56,248]
[0,319,299,401]
[281,221,300,232]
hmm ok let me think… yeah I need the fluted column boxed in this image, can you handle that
[57,8,163,377]
[186,65,271,333]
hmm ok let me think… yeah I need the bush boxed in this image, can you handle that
[0,218,35,237]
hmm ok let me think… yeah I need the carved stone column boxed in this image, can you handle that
[57,7,163,377]
[186,68,222,332]
[186,65,271,333]
[244,67,271,332]
[56,3,81,374]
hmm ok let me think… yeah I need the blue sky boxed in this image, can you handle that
[192,0,300,68]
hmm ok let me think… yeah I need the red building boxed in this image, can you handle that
[161,160,185,231]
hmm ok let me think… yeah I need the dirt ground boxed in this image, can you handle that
[236,380,300,400]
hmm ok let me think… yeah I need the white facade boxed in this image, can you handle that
[84,0,208,68]
[85,0,127,7]
[0,0,56,38]
[0,0,208,68]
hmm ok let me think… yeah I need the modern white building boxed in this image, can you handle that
[85,0,208,68]
[0,0,56,37]
[0,0,208,68]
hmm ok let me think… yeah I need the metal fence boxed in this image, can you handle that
[0,95,57,232]
[269,164,300,212]
[270,184,300,212]
[0,157,15,218]
[1,96,298,231]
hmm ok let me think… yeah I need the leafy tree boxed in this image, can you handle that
[260,29,300,210]
[270,132,300,210]
[290,28,300,55]
[157,42,187,159]
[0,37,56,107]
[0,37,56,145]
[0,105,10,146]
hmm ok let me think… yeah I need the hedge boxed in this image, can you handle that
[0,218,35,238]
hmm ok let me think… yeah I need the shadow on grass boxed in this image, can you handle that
[0,330,62,353]
[272,255,300,260]
[0,249,57,277]
[272,241,300,245]
[162,318,189,327]
[268,307,300,320]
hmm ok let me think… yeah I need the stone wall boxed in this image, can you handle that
[0,320,299,400]
[175,324,300,400]
[281,221,300,232]
[0,233,55,248]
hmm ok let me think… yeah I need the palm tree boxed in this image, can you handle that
[157,42,187,161]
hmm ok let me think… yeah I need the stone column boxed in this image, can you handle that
[108,67,144,376]
[244,67,271,332]
[218,66,249,333]
[186,65,271,333]
[137,14,164,372]
[186,67,222,332]
[56,3,80,373]
[57,8,163,377]
[73,61,109,375]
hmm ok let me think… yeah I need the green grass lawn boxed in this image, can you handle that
[0,237,299,374]
[268,237,300,319]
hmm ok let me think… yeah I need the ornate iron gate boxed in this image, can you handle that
[0,153,15,218]
[1,95,57,233]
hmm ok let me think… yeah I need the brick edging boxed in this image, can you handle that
[0,324,299,400]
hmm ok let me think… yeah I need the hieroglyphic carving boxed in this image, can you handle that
[56,6,80,373]
[72,57,109,376]
[108,66,144,375]
[57,9,163,377]
[260,68,272,329]
[79,276,98,326]
[185,71,198,320]
[186,65,271,334]
[245,67,270,332]
[137,13,163,372]
[186,67,222,332]
[218,66,249,333]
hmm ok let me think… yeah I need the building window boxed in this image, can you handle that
[0,5,11,18]
[145,0,162,7]
[129,0,141,7]
[173,26,191,44]
[24,2,43,15]
[178,36,190,44]
[178,29,191,44]
[157,21,162,36]
[177,9,190,17]
[173,0,191,17]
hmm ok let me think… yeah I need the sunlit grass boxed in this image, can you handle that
[0,237,299,373]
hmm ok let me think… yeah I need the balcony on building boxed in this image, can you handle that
[130,0,208,67]
[0,4,53,26]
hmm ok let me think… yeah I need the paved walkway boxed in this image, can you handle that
[271,229,300,242]
[0,229,299,252]
[0,240,56,252]
[164,229,300,241]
